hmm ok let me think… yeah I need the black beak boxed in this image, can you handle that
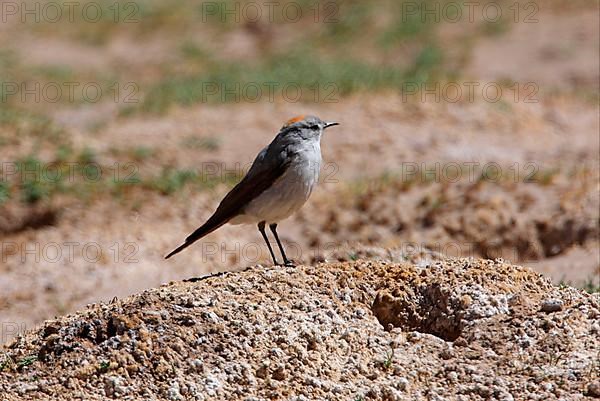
[324,121,340,129]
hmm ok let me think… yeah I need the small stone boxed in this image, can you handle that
[272,365,287,381]
[586,381,600,398]
[407,332,421,342]
[256,364,269,379]
[176,315,196,326]
[204,375,221,396]
[447,371,458,382]
[167,381,183,401]
[396,377,409,391]
[103,376,127,397]
[190,359,203,373]
[439,348,454,360]
[541,299,563,313]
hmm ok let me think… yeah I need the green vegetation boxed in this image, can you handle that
[143,167,242,195]
[140,53,418,113]
[558,277,600,294]
[139,44,443,113]
[0,354,13,372]
[98,360,111,373]
[379,7,433,47]
[0,182,10,204]
[146,168,198,195]
[4,0,455,114]
[527,168,560,186]
[0,153,246,206]
[1,148,582,209]
[0,108,65,141]
[581,277,600,294]
[131,146,155,161]
[383,346,395,370]
[16,355,37,369]
[348,163,551,197]
[181,136,221,151]
[78,147,97,164]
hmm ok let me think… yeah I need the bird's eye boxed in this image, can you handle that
[310,124,320,130]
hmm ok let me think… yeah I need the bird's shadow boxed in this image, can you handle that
[182,265,256,283]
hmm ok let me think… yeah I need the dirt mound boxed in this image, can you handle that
[1,258,598,400]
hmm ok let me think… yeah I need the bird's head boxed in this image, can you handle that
[281,115,339,140]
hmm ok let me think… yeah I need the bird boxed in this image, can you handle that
[165,115,339,266]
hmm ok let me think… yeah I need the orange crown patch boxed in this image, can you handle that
[283,115,306,128]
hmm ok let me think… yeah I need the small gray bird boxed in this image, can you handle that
[165,115,339,265]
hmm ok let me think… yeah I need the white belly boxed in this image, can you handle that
[230,151,321,225]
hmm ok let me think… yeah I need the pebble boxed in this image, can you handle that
[103,376,127,397]
[541,299,564,313]
[587,381,600,398]
[447,371,458,382]
[167,381,184,401]
[396,377,409,391]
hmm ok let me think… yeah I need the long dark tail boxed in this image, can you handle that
[164,215,229,259]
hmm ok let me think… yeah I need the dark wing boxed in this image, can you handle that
[165,146,293,259]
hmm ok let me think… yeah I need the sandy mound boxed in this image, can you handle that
[1,258,599,400]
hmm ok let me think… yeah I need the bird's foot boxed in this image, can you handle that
[282,259,296,267]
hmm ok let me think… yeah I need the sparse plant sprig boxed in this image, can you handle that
[16,355,37,369]
[383,345,395,370]
[98,360,110,373]
[0,352,15,372]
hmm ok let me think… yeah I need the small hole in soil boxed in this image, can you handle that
[371,284,463,342]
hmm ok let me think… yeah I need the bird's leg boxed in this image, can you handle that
[269,223,295,267]
[258,221,279,266]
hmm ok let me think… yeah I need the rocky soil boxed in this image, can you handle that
[1,258,599,400]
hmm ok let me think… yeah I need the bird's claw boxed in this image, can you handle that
[281,260,296,267]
